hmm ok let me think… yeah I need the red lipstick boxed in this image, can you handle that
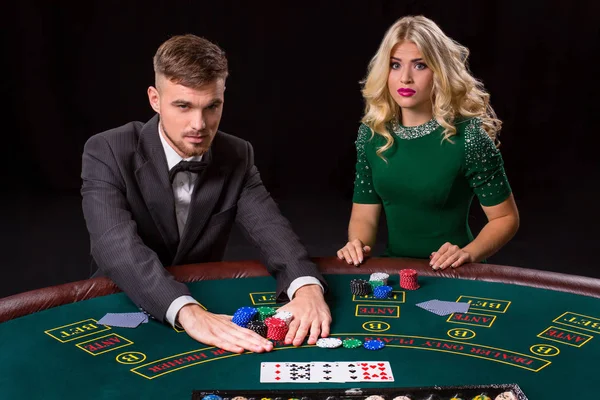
[398,88,416,97]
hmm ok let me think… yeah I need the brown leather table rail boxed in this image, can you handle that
[1,257,599,323]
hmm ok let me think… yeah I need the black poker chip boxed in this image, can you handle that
[246,320,267,338]
[350,279,371,296]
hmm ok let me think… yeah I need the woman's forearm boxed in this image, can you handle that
[463,214,520,262]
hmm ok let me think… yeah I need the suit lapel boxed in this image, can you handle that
[174,138,233,264]
[134,115,180,258]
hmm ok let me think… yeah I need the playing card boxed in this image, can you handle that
[415,299,440,310]
[357,361,395,382]
[416,300,469,316]
[337,362,362,382]
[285,362,312,382]
[310,362,345,382]
[97,312,147,328]
[260,362,313,383]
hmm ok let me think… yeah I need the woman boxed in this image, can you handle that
[337,16,519,270]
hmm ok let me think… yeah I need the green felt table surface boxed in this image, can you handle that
[1,274,598,399]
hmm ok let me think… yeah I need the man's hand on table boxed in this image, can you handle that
[177,304,274,354]
[278,284,332,347]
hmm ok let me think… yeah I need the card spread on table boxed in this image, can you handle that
[260,361,394,383]
[97,312,148,328]
[415,299,470,316]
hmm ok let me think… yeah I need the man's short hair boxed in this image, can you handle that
[153,34,228,88]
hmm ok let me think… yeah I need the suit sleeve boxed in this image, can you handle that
[234,142,328,302]
[81,135,190,322]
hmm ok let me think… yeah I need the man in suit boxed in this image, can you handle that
[81,34,331,353]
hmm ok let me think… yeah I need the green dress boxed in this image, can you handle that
[353,117,512,259]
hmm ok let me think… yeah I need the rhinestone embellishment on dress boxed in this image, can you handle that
[391,117,440,139]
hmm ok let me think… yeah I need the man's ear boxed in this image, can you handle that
[147,86,160,113]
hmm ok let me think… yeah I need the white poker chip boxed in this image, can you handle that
[370,272,390,284]
[392,397,412,400]
[316,338,343,348]
[273,310,293,325]
[495,393,517,400]
[365,396,386,400]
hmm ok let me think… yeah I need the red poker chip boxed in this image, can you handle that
[267,325,288,340]
[264,317,286,328]
[400,269,417,277]
[399,269,419,290]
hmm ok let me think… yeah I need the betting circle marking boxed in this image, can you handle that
[116,351,147,365]
[530,344,560,357]
[362,321,391,332]
[447,328,476,340]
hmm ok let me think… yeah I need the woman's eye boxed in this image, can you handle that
[390,62,400,69]
[415,62,428,70]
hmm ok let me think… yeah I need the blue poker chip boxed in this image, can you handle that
[363,339,385,350]
[373,285,393,299]
[202,395,222,400]
[232,306,258,328]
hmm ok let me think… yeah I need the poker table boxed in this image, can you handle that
[1,257,599,399]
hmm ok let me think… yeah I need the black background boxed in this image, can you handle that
[2,0,599,298]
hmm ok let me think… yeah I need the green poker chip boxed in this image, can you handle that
[342,338,363,349]
[256,306,276,321]
[369,280,384,290]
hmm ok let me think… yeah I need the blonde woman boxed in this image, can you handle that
[337,16,519,270]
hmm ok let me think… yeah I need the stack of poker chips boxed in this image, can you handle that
[231,306,292,339]
[264,316,288,340]
[231,306,258,328]
[350,278,371,295]
[373,285,393,299]
[246,320,268,338]
[256,306,276,321]
[370,272,389,285]
[399,268,419,290]
[369,279,384,291]
[273,310,293,325]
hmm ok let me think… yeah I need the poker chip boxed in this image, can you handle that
[342,338,363,349]
[256,306,276,321]
[472,395,491,400]
[246,320,267,338]
[264,316,288,340]
[494,393,517,400]
[231,306,258,328]
[369,272,389,284]
[231,397,248,400]
[202,395,222,400]
[393,397,412,400]
[363,339,385,350]
[399,269,420,290]
[369,280,384,291]
[365,396,385,400]
[273,310,293,325]
[350,279,371,296]
[316,337,343,348]
[373,285,393,299]
[450,397,464,400]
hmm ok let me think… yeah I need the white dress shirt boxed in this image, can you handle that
[158,127,323,327]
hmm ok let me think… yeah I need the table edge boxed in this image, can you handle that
[1,257,599,323]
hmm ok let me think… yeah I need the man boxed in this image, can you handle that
[81,34,331,353]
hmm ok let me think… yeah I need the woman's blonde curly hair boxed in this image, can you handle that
[361,16,501,158]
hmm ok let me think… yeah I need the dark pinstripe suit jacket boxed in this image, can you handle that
[81,115,326,322]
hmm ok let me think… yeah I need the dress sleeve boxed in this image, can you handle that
[352,124,381,204]
[464,118,512,206]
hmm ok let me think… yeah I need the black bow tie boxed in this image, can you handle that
[168,160,208,183]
